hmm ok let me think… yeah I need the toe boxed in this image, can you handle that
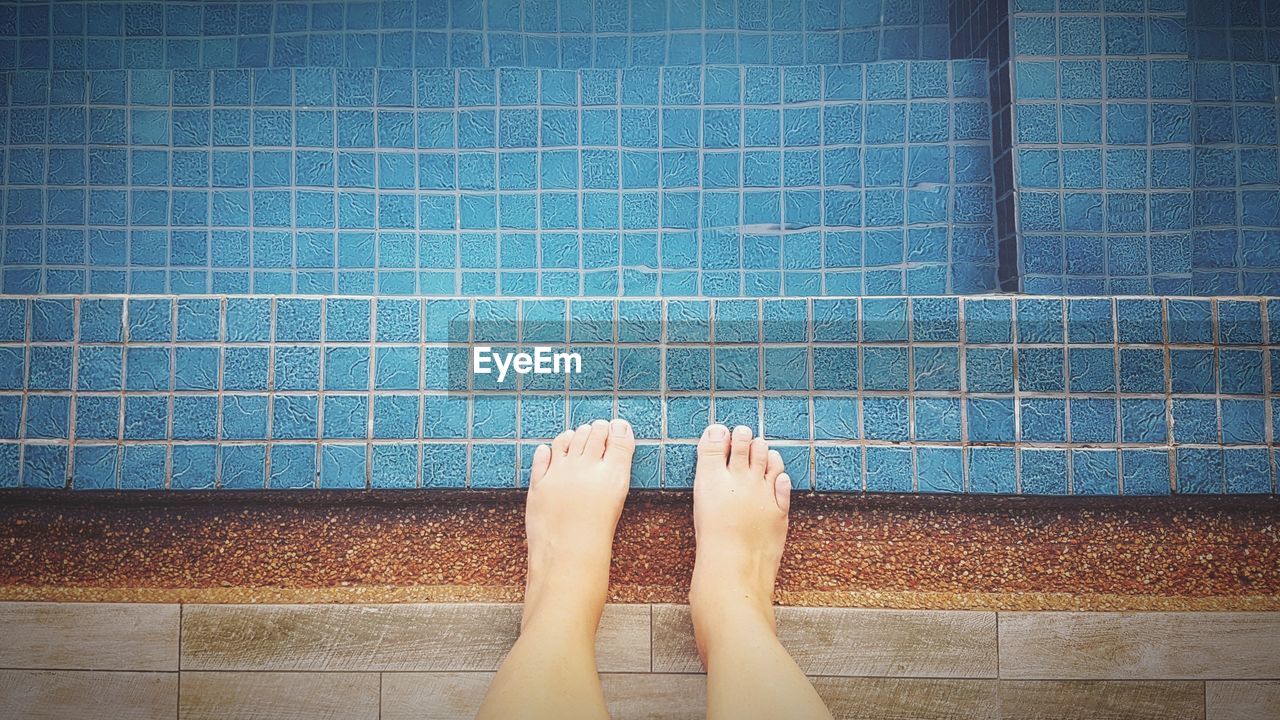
[696,424,730,471]
[728,425,752,471]
[749,437,769,475]
[774,473,793,513]
[551,429,574,456]
[765,448,784,482]
[529,444,551,486]
[583,418,611,458]
[603,418,636,472]
[568,423,592,455]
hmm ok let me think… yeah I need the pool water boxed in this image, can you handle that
[0,0,1277,495]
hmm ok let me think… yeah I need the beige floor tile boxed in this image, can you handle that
[381,672,493,720]
[181,603,649,672]
[383,672,707,720]
[813,678,1000,720]
[999,612,1280,680]
[179,671,378,720]
[0,670,177,720]
[383,673,998,720]
[652,604,998,677]
[1206,681,1280,720]
[999,680,1204,719]
[0,602,179,671]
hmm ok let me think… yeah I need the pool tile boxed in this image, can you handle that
[1172,398,1219,444]
[968,447,1016,494]
[912,346,962,391]
[1016,298,1064,344]
[1224,448,1271,494]
[470,444,518,488]
[1118,348,1165,394]
[1071,449,1119,495]
[763,397,810,441]
[1219,349,1265,395]
[865,446,912,493]
[1119,398,1168,443]
[963,298,1013,344]
[1122,449,1172,496]
[966,347,1015,393]
[815,445,862,492]
[862,346,908,391]
[1018,348,1066,392]
[916,446,964,492]
[1021,449,1069,495]
[915,397,962,442]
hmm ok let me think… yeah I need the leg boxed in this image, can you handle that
[691,424,834,720]
[477,419,636,720]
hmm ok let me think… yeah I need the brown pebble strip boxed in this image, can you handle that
[0,491,1277,611]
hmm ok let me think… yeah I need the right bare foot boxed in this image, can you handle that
[689,424,791,661]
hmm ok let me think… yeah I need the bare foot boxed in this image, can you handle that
[522,418,635,636]
[689,424,791,661]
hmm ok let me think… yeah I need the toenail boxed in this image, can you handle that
[733,425,752,440]
[706,424,728,440]
[610,418,632,437]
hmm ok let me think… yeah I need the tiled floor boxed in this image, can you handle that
[2,601,1279,719]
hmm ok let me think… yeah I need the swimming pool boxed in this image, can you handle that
[0,0,1276,494]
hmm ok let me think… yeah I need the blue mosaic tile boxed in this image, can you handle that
[1021,448,1069,495]
[1072,449,1120,495]
[0,293,1274,494]
[1021,397,1068,442]
[2,61,999,297]
[1123,448,1173,495]
[815,445,862,492]
[916,446,963,492]
[1009,1,1280,293]
[968,447,1016,494]
[1225,448,1272,494]
[1,0,1278,499]
[1120,398,1169,444]
[864,445,912,493]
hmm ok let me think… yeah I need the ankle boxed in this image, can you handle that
[689,552,777,610]
[691,596,778,661]
[521,585,605,639]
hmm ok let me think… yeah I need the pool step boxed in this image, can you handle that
[0,293,1276,496]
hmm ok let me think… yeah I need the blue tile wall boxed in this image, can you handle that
[3,0,1279,497]
[0,62,1000,296]
[0,0,950,69]
[2,293,1277,495]
[1188,0,1280,62]
[1011,0,1280,295]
